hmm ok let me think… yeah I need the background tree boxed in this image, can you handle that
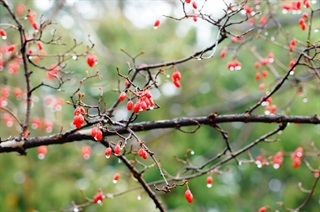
[0,0,319,211]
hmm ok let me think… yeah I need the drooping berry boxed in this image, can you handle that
[73,114,84,129]
[105,147,112,158]
[37,41,43,50]
[255,73,261,80]
[292,157,301,169]
[0,29,6,39]
[127,100,133,111]
[192,1,197,9]
[119,92,126,102]
[114,144,121,155]
[184,189,193,203]
[206,176,213,188]
[113,173,120,184]
[273,151,283,169]
[220,48,227,58]
[87,53,98,67]
[153,19,160,29]
[82,145,92,160]
[262,70,268,78]
[38,146,47,160]
[133,102,141,113]
[7,45,15,52]
[258,206,267,212]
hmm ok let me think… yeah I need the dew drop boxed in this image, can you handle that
[273,164,280,169]
[73,208,79,212]
[113,179,118,184]
[38,154,45,160]
[105,155,110,159]
[1,36,7,40]
[72,55,77,60]
[303,98,308,103]
[264,31,269,36]
[190,150,195,155]
[137,195,142,200]
[207,183,212,188]
[314,29,319,33]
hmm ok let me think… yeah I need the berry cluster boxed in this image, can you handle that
[104,143,122,158]
[138,147,148,159]
[126,90,155,113]
[91,126,103,141]
[227,60,242,71]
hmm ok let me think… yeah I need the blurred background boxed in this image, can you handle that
[0,0,319,211]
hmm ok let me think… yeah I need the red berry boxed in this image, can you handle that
[32,22,39,31]
[301,23,306,31]
[38,145,47,159]
[243,6,252,14]
[37,41,43,50]
[302,12,309,19]
[73,114,84,129]
[254,61,261,69]
[220,48,227,58]
[127,100,133,111]
[153,19,160,29]
[119,92,126,101]
[304,0,310,8]
[184,189,193,203]
[114,144,121,155]
[259,83,265,90]
[206,176,213,188]
[113,173,120,183]
[82,145,92,160]
[173,80,181,88]
[293,157,301,169]
[87,54,98,67]
[299,18,305,25]
[172,71,182,81]
[258,206,267,212]
[262,70,268,78]
[7,45,15,52]
[105,147,112,158]
[255,73,261,80]
[185,0,191,3]
[193,15,197,22]
[133,102,141,113]
[0,29,6,38]
[192,1,197,9]
[260,15,268,25]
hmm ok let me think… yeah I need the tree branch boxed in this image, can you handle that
[0,114,318,153]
